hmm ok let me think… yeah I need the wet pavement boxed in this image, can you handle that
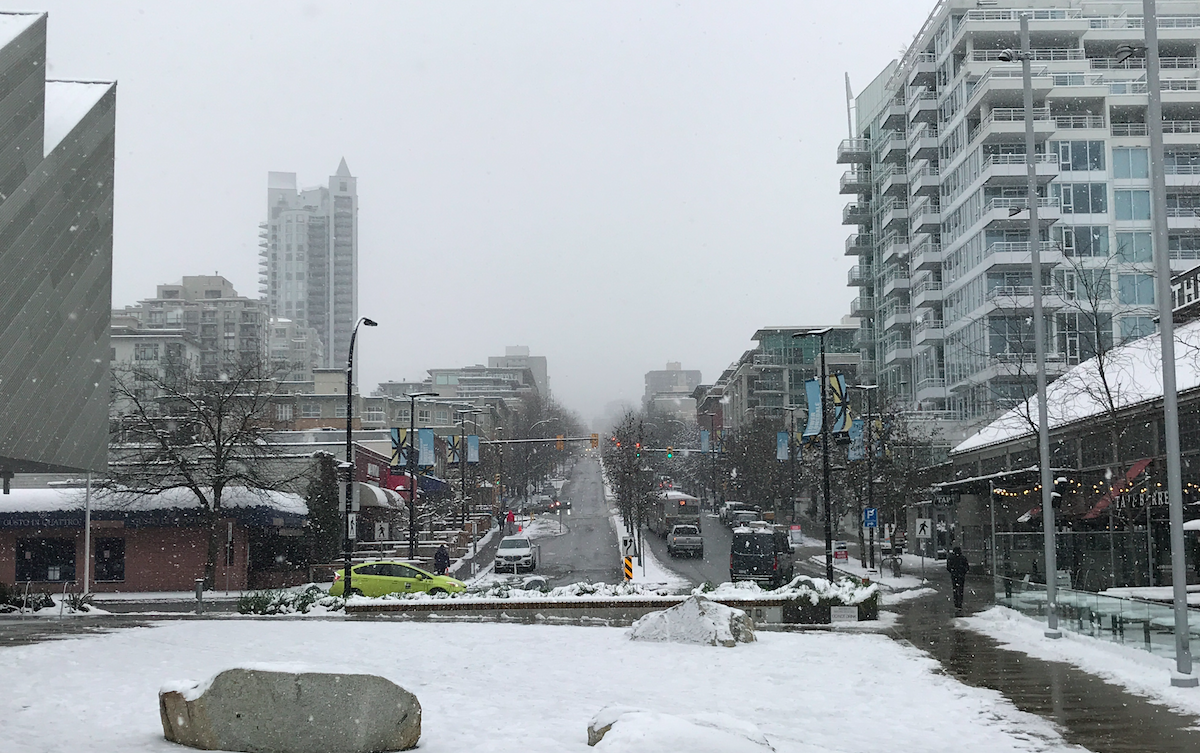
[533,456,622,586]
[891,571,1200,752]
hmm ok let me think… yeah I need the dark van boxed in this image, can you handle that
[730,527,794,588]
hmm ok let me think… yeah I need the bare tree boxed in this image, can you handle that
[108,354,304,588]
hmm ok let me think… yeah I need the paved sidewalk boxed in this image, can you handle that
[892,568,1200,753]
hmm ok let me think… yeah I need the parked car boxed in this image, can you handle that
[329,560,465,598]
[667,524,704,558]
[729,510,759,528]
[494,536,538,573]
[719,501,751,525]
[730,527,794,589]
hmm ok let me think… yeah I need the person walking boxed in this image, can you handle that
[505,508,515,535]
[947,546,970,612]
[433,544,450,575]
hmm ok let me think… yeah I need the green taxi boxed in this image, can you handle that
[329,560,466,598]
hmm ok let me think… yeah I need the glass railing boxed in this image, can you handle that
[994,576,1200,660]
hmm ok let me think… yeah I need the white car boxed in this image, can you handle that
[495,536,538,573]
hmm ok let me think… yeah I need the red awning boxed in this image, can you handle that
[1083,458,1153,519]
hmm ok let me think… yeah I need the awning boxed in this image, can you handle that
[356,483,403,510]
[1083,459,1153,519]
[1184,519,1200,531]
[420,475,449,493]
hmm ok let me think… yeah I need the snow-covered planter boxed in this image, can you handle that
[236,586,345,615]
[587,706,772,751]
[773,576,879,623]
[629,595,755,647]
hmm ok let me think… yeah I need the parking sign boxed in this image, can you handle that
[863,507,878,528]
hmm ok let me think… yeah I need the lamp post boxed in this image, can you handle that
[343,317,378,598]
[783,405,800,526]
[1140,0,1197,686]
[456,409,484,529]
[858,384,879,570]
[794,328,834,580]
[405,391,437,560]
[999,17,1060,639]
[704,411,719,512]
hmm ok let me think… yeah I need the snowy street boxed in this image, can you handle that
[0,618,1083,753]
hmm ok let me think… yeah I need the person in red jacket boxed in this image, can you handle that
[505,508,515,535]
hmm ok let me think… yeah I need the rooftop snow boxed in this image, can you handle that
[0,12,39,51]
[0,486,307,516]
[43,80,113,157]
[953,317,1200,455]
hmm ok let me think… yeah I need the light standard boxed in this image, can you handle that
[525,417,560,506]
[456,408,485,529]
[857,384,879,570]
[342,316,378,597]
[703,411,719,511]
[1123,1,1197,686]
[782,405,801,526]
[999,19,1060,639]
[794,328,834,580]
[405,391,437,560]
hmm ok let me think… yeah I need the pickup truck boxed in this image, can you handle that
[667,524,704,558]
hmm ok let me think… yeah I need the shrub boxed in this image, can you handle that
[237,586,344,615]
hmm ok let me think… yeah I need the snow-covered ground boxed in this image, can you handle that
[608,511,690,591]
[0,619,1085,752]
[962,606,1200,720]
[816,553,927,591]
[1101,585,1200,607]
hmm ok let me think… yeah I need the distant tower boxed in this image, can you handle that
[259,158,358,371]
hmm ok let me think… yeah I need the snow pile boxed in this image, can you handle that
[237,586,344,615]
[630,595,755,647]
[588,706,772,751]
[517,514,568,539]
[881,587,937,606]
[698,575,879,606]
[963,606,1200,718]
[369,579,676,603]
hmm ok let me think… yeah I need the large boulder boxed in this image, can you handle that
[159,667,421,753]
[587,706,773,751]
[629,595,755,647]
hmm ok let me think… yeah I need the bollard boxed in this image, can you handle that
[195,578,205,615]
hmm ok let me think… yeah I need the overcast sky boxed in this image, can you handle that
[39,0,928,423]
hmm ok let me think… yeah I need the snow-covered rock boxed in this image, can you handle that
[629,595,755,647]
[587,706,773,751]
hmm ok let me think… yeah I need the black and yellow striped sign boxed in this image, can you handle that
[623,556,633,581]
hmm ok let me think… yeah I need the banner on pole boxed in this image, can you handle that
[700,430,710,454]
[830,374,850,433]
[848,418,865,461]
[447,436,461,464]
[389,428,409,468]
[418,428,435,467]
[467,434,480,463]
[803,378,822,438]
[776,431,789,461]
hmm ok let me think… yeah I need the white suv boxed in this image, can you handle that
[494,536,537,573]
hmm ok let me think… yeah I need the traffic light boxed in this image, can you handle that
[635,442,642,458]
[591,433,599,449]
[556,434,564,451]
[666,446,674,459]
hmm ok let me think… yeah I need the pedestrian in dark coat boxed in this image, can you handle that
[434,544,450,575]
[946,546,970,611]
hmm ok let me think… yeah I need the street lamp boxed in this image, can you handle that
[703,411,719,511]
[794,328,834,580]
[782,405,801,526]
[857,385,879,570]
[342,316,377,598]
[998,16,1060,640]
[405,391,437,560]
[455,408,485,529]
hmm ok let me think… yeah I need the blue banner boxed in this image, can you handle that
[467,435,480,464]
[390,428,410,468]
[803,379,822,438]
[848,418,865,461]
[776,432,789,461]
[699,430,710,454]
[418,428,436,467]
[830,374,850,434]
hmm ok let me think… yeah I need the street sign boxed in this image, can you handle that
[915,518,933,539]
[347,512,358,541]
[830,605,858,622]
[789,524,803,547]
[834,549,849,560]
[620,536,636,557]
[863,507,878,528]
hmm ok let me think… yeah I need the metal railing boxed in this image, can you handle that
[986,240,1057,255]
[986,284,1055,301]
[985,197,1060,214]
[983,153,1059,168]
[1091,55,1197,70]
[912,318,944,335]
[972,48,1083,62]
[1112,123,1148,136]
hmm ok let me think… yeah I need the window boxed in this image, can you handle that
[365,408,384,423]
[1116,231,1153,262]
[301,403,321,418]
[435,409,449,423]
[16,538,75,582]
[94,538,125,582]
[1120,316,1157,342]
[1114,190,1151,220]
[1057,225,1108,256]
[1118,273,1155,304]
[1056,312,1114,364]
[1052,183,1107,213]
[275,403,293,421]
[397,407,411,421]
[1055,269,1110,301]
[134,344,159,361]
[204,289,222,299]
[418,409,431,422]
[1054,140,1106,171]
[335,405,348,418]
[988,316,1034,355]
[1113,148,1149,179]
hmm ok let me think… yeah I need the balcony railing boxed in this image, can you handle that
[1054,114,1106,129]
[1164,120,1200,134]
[845,233,873,253]
[1091,56,1197,70]
[983,153,1059,168]
[1166,207,1200,218]
[1088,16,1200,30]
[1165,164,1200,175]
[985,197,1061,214]
[985,285,1055,301]
[986,240,1057,256]
[1112,123,1148,137]
[973,48,1084,62]
[913,278,943,295]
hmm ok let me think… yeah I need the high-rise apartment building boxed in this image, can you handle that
[488,346,549,397]
[260,159,358,371]
[841,0,1200,437]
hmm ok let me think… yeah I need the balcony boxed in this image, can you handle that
[845,232,873,256]
[879,198,908,231]
[983,240,1061,269]
[874,165,908,197]
[908,122,939,161]
[851,295,876,317]
[983,196,1061,227]
[908,90,938,124]
[912,318,944,346]
[911,203,941,235]
[910,166,940,197]
[882,338,913,364]
[837,138,871,164]
[980,153,1059,185]
[847,265,872,287]
[912,278,944,307]
[969,108,1053,145]
[984,284,1063,310]
[1090,55,1197,70]
[907,53,937,88]
[914,377,947,402]
[874,131,907,165]
[1054,114,1107,130]
[883,99,907,130]
[879,232,909,263]
[839,169,871,194]
[972,48,1084,63]
[882,304,912,331]
[910,241,943,271]
[881,270,911,297]
[855,328,877,349]
[1112,122,1148,137]
[1167,206,1200,230]
[843,202,871,225]
[1165,163,1200,190]
[845,233,873,256]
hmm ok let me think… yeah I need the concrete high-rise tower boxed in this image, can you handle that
[259,159,358,371]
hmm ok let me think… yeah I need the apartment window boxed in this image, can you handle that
[204,289,222,299]
[276,404,293,421]
[1120,315,1157,342]
[365,408,385,423]
[988,316,1034,356]
[1114,190,1151,220]
[335,405,348,419]
[1055,269,1110,301]
[1057,225,1108,256]
[94,538,125,582]
[435,409,449,423]
[1115,231,1153,262]
[1118,273,1155,304]
[1052,183,1107,213]
[418,408,431,422]
[397,407,411,421]
[1056,312,1113,364]
[1054,140,1105,171]
[16,538,75,582]
[301,403,321,418]
[134,344,159,361]
[1113,148,1149,179]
